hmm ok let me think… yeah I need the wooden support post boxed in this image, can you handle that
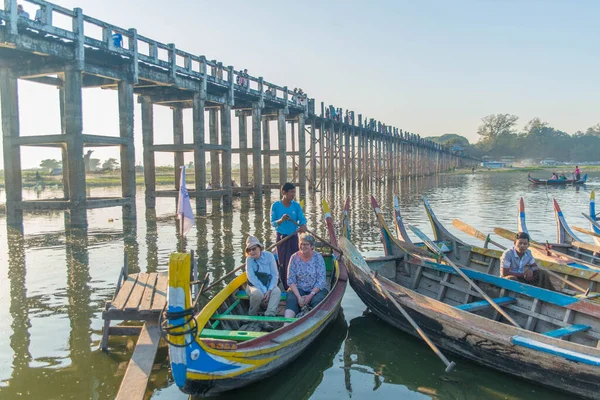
[209,109,220,188]
[118,81,137,222]
[277,109,287,185]
[298,114,306,196]
[291,121,296,182]
[262,118,271,186]
[345,126,351,183]
[0,68,23,226]
[328,121,335,189]
[319,120,325,188]
[351,127,356,182]
[173,107,184,191]
[338,125,345,182]
[221,104,232,206]
[252,102,263,195]
[59,87,70,200]
[63,67,87,228]
[310,120,317,189]
[192,92,206,215]
[141,97,156,208]
[238,112,248,187]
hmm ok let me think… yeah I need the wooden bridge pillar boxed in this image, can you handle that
[192,93,206,215]
[0,68,23,226]
[277,109,288,185]
[118,81,137,222]
[310,119,317,189]
[351,127,356,182]
[251,102,263,195]
[209,109,220,189]
[63,67,87,228]
[344,127,351,183]
[220,104,232,206]
[328,121,335,190]
[172,107,184,191]
[262,118,271,188]
[141,97,156,209]
[238,111,248,187]
[298,114,306,196]
[319,120,325,188]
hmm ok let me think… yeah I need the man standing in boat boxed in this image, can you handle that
[575,165,581,181]
[500,232,554,289]
[271,182,307,290]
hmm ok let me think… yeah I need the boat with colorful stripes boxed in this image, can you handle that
[372,195,600,297]
[528,173,587,185]
[165,199,347,396]
[339,226,600,399]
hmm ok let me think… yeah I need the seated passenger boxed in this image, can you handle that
[559,174,566,180]
[284,233,329,319]
[500,232,554,290]
[551,173,558,180]
[244,236,282,317]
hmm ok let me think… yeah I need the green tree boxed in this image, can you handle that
[477,114,519,142]
[585,123,600,136]
[40,159,61,172]
[102,158,119,170]
[89,158,101,171]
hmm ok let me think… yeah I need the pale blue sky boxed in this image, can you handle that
[2,0,599,168]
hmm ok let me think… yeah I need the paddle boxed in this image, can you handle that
[452,219,506,250]
[192,232,298,293]
[573,226,600,240]
[408,225,521,329]
[494,227,588,262]
[582,213,600,232]
[338,237,456,373]
[290,219,343,255]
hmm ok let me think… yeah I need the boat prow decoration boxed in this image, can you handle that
[554,198,582,245]
[393,195,411,243]
[518,197,529,234]
[591,191,600,246]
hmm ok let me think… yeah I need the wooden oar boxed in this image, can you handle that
[193,232,298,292]
[338,237,456,372]
[452,219,506,250]
[583,213,600,231]
[494,227,585,262]
[409,225,521,328]
[573,226,600,240]
[290,220,343,255]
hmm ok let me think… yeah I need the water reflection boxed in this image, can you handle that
[343,313,572,400]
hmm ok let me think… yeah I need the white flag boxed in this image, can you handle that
[177,166,194,236]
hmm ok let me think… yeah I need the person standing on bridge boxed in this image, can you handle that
[271,182,307,290]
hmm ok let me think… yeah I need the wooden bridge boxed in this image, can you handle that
[0,0,476,228]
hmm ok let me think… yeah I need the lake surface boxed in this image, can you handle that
[0,170,598,399]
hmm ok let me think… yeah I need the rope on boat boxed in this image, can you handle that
[158,305,198,347]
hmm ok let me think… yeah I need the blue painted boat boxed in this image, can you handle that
[528,173,588,185]
[339,232,600,399]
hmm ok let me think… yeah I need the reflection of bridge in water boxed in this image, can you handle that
[0,0,475,230]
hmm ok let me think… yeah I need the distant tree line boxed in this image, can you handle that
[431,115,600,162]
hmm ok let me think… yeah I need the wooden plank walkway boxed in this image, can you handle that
[101,269,168,400]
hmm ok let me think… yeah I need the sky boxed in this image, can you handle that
[1,0,599,169]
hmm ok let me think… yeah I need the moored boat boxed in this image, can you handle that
[339,234,600,399]
[528,173,587,185]
[165,199,347,396]
[552,198,600,265]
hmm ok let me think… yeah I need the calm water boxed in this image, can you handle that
[1,170,598,400]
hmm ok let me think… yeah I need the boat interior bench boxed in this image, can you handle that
[236,290,287,301]
[211,314,296,323]
[200,328,267,341]
[543,324,591,338]
[456,296,517,312]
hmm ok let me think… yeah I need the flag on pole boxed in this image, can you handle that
[177,166,194,236]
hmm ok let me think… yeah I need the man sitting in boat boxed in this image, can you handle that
[244,235,282,317]
[284,234,328,319]
[500,232,554,289]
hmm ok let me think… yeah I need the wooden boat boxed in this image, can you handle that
[339,234,600,399]
[588,191,600,246]
[551,198,600,264]
[165,199,347,396]
[375,194,600,296]
[528,173,587,185]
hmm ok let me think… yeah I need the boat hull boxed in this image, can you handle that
[345,260,600,399]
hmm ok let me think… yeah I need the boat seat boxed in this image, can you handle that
[236,290,287,301]
[200,328,267,341]
[211,314,296,323]
[456,296,517,312]
[543,324,591,338]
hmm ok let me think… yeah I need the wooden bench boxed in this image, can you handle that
[543,324,591,338]
[456,297,517,312]
[211,314,296,323]
[200,328,267,341]
[236,290,287,301]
